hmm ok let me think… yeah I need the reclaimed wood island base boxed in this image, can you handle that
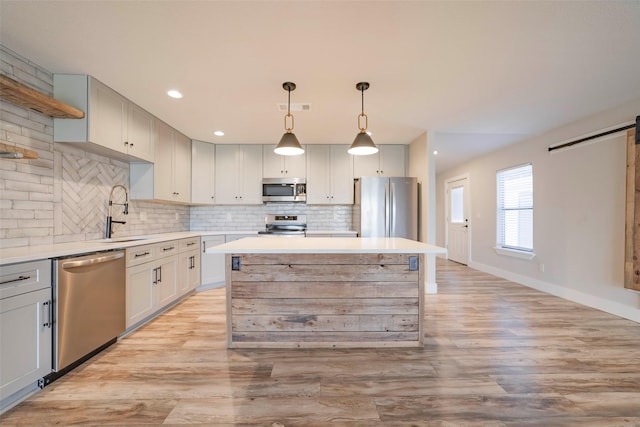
[208,237,446,349]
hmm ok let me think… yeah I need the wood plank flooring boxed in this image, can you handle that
[2,259,640,426]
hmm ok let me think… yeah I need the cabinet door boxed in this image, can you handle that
[285,150,306,177]
[173,132,192,203]
[306,145,332,204]
[239,145,263,204]
[154,120,174,201]
[330,145,354,204]
[201,236,226,285]
[126,263,155,328]
[89,78,127,154]
[214,145,240,204]
[191,141,216,204]
[187,250,200,291]
[127,103,154,162]
[0,288,52,399]
[353,151,380,178]
[155,257,178,308]
[379,145,406,177]
[262,146,285,178]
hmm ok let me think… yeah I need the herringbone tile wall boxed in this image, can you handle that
[57,150,129,238]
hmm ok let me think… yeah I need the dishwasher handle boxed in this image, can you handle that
[61,252,124,270]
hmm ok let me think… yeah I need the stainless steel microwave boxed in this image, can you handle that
[262,178,307,203]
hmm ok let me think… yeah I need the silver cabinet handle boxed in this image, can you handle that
[162,246,175,252]
[43,300,52,328]
[0,275,31,285]
[61,252,124,269]
[134,251,150,258]
[186,242,196,247]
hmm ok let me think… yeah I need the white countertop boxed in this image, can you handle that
[206,237,446,254]
[0,230,361,265]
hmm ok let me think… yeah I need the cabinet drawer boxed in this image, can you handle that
[157,241,179,258]
[0,260,51,300]
[179,237,200,252]
[126,244,156,267]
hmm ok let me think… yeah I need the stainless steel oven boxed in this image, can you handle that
[262,178,306,203]
[258,214,307,236]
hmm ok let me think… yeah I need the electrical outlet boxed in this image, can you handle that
[539,263,545,273]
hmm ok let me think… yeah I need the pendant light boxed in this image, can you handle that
[348,81,378,156]
[274,82,304,156]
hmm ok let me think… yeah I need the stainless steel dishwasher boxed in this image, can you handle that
[49,250,125,381]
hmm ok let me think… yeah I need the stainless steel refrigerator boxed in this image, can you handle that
[353,176,419,240]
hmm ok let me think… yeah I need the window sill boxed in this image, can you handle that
[494,247,536,260]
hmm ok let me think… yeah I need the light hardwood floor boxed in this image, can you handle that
[2,259,640,426]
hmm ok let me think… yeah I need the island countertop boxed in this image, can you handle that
[206,236,446,255]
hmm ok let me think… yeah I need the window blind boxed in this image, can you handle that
[497,164,533,251]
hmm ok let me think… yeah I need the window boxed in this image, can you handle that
[497,164,533,252]
[450,186,464,224]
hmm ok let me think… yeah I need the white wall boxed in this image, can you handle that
[408,132,438,292]
[436,99,640,322]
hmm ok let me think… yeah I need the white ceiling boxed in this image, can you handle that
[1,1,639,172]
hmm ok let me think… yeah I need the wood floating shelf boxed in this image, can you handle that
[0,142,39,159]
[0,74,84,119]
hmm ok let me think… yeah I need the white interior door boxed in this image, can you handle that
[446,177,469,265]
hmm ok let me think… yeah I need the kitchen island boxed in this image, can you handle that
[207,237,446,348]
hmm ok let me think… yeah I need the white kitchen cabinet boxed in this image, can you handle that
[191,140,216,205]
[125,241,180,329]
[262,145,306,178]
[214,145,263,204]
[53,74,154,162]
[201,235,226,288]
[130,120,192,204]
[178,238,200,295]
[353,144,406,178]
[0,260,52,404]
[306,145,354,205]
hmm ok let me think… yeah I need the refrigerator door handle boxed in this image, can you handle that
[385,182,390,237]
[390,182,396,236]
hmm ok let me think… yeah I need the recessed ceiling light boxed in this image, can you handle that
[167,90,183,99]
[214,130,225,137]
[433,150,438,155]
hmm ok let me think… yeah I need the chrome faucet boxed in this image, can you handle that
[105,185,129,238]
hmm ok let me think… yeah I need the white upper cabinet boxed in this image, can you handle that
[262,146,307,178]
[130,120,191,204]
[306,145,354,205]
[214,145,263,205]
[54,74,154,162]
[353,144,406,178]
[191,140,216,205]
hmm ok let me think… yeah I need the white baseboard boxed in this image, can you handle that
[468,260,640,324]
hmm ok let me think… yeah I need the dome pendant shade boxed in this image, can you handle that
[274,131,304,156]
[348,131,379,155]
[349,81,378,156]
[274,81,304,156]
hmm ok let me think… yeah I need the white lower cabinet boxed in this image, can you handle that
[125,238,199,329]
[0,260,52,407]
[178,238,200,295]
